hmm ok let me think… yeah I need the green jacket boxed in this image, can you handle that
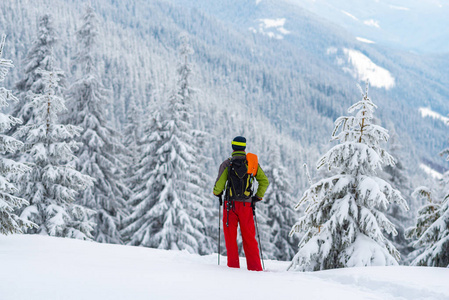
[213,151,269,200]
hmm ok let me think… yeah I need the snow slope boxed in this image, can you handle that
[1,235,448,300]
[326,47,395,90]
[419,163,443,180]
[419,107,449,125]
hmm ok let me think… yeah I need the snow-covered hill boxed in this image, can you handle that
[1,235,448,300]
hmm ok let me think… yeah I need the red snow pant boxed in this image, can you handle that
[223,200,263,271]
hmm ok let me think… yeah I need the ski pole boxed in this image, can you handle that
[218,195,222,266]
[252,203,265,270]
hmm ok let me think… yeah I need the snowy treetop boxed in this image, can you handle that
[319,83,395,174]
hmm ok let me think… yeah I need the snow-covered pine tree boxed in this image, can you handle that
[405,150,449,267]
[383,127,410,195]
[14,58,95,239]
[263,142,298,261]
[123,96,142,191]
[381,126,414,259]
[65,5,129,244]
[122,34,214,254]
[0,35,35,235]
[12,14,65,134]
[120,104,161,246]
[289,83,409,272]
[405,186,441,263]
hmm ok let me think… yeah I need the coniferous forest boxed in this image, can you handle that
[1,0,449,270]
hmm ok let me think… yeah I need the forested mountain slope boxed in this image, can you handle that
[167,0,449,164]
[1,0,448,193]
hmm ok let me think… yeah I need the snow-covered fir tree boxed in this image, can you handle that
[383,127,410,196]
[14,59,95,239]
[263,143,298,261]
[405,186,441,263]
[405,148,449,266]
[0,35,35,235]
[123,96,142,190]
[120,106,162,245]
[64,5,129,244]
[122,34,214,254]
[12,14,65,133]
[289,83,409,272]
[381,126,414,259]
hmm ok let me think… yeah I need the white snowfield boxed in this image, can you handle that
[419,107,449,125]
[342,48,395,90]
[419,163,443,180]
[249,18,290,40]
[326,47,395,90]
[1,235,448,300]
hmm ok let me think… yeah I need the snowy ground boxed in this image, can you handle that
[1,235,448,300]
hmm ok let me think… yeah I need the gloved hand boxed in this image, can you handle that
[251,196,262,207]
[252,196,262,202]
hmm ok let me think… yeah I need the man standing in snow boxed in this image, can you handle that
[213,136,269,271]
